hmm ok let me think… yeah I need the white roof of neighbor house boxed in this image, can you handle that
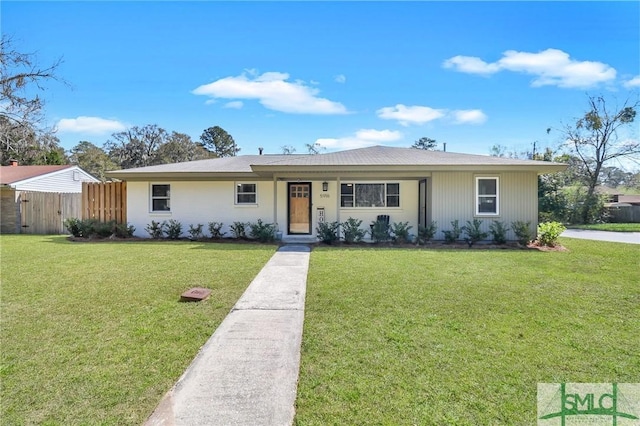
[107,145,567,180]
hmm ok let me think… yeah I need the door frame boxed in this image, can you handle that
[287,182,312,235]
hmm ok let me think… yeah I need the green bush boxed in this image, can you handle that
[511,221,533,246]
[316,221,340,244]
[489,220,509,245]
[114,222,136,238]
[230,221,248,239]
[94,221,116,238]
[342,218,366,244]
[65,218,134,239]
[442,220,462,243]
[145,220,164,239]
[188,224,204,240]
[163,219,183,239]
[64,218,82,237]
[249,219,276,242]
[391,221,413,244]
[208,221,225,239]
[537,221,566,247]
[370,219,391,243]
[462,219,488,247]
[416,221,437,245]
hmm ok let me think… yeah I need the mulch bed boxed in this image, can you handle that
[66,236,567,251]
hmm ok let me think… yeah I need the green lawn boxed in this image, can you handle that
[0,235,275,425]
[568,223,640,232]
[295,239,640,425]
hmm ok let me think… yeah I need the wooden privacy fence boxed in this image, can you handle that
[607,205,640,223]
[82,181,127,224]
[19,191,82,234]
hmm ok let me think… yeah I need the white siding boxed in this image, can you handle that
[127,180,275,238]
[431,171,538,240]
[13,167,98,193]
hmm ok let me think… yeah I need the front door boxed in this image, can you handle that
[288,183,311,234]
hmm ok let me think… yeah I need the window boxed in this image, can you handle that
[476,177,499,215]
[151,184,170,211]
[340,183,400,208]
[236,183,257,204]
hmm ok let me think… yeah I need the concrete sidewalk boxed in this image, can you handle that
[145,245,310,426]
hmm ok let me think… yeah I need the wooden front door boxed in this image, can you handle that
[288,183,311,234]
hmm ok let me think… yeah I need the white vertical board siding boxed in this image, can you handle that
[127,180,275,238]
[431,171,538,241]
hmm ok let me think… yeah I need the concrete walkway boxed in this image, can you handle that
[145,245,310,426]
[561,229,640,244]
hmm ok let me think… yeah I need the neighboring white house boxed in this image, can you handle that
[0,162,99,234]
[106,145,567,242]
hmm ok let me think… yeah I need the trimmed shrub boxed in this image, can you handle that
[114,222,136,238]
[208,221,225,239]
[443,220,462,243]
[188,224,204,240]
[230,221,248,239]
[342,218,366,244]
[416,221,438,245]
[391,221,413,244]
[145,220,164,239]
[370,219,391,243]
[316,221,340,244]
[537,221,566,247]
[163,219,183,240]
[462,219,488,247]
[489,220,509,245]
[249,219,276,242]
[511,221,533,246]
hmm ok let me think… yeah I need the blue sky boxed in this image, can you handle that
[4,1,639,159]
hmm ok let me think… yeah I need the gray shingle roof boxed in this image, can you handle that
[107,145,566,178]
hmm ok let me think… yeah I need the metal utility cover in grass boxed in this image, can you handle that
[181,287,212,302]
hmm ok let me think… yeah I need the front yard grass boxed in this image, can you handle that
[568,223,640,232]
[0,235,275,425]
[295,239,640,425]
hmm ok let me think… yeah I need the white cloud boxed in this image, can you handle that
[443,48,616,88]
[376,104,446,126]
[224,101,244,109]
[451,109,487,125]
[335,74,346,83]
[56,116,126,134]
[624,75,640,88]
[315,128,403,150]
[377,104,487,126]
[442,56,500,75]
[192,71,348,115]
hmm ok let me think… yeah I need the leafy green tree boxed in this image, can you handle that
[199,126,239,157]
[563,95,639,223]
[69,141,118,181]
[412,137,438,151]
[156,132,211,164]
[105,124,168,169]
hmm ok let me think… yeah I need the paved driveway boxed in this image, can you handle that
[561,229,640,244]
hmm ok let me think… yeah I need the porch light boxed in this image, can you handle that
[322,181,328,191]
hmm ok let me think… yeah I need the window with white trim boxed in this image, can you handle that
[476,177,499,215]
[236,183,257,204]
[151,184,170,211]
[340,183,400,208]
